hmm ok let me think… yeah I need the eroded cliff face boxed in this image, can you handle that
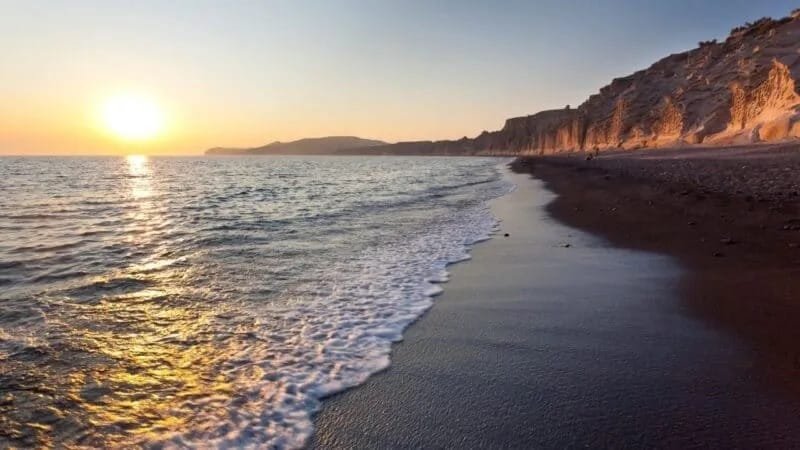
[479,14,800,155]
[369,13,800,157]
[328,12,800,157]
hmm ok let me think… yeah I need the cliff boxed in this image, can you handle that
[207,11,800,157]
[352,10,800,156]
[568,13,800,152]
[206,136,386,155]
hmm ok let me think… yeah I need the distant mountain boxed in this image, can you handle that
[205,136,386,155]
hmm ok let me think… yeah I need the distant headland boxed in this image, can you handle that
[205,136,386,155]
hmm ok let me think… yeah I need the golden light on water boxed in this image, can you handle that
[126,155,152,199]
[126,154,149,175]
[54,153,238,446]
[101,93,165,141]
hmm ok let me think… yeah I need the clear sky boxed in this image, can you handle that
[1,0,797,155]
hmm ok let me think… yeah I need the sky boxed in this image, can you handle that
[1,0,797,155]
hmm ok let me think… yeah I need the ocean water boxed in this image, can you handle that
[0,155,510,448]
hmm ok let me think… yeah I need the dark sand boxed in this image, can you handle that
[513,145,800,393]
[311,169,800,448]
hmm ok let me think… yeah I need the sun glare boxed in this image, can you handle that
[101,93,165,141]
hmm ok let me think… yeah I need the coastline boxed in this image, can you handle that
[310,167,800,448]
[512,146,800,393]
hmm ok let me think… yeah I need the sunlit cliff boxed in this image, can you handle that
[352,10,800,156]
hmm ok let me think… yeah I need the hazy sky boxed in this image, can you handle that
[1,0,797,155]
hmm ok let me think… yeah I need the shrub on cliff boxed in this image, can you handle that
[730,17,792,39]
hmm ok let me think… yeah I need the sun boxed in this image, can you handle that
[101,93,165,141]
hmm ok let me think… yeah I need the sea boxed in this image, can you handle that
[0,155,511,448]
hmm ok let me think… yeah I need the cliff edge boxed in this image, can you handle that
[364,11,800,156]
[537,12,800,153]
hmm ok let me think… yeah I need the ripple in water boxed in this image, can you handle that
[0,155,511,448]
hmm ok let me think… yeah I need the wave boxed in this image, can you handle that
[148,176,513,448]
[0,156,513,448]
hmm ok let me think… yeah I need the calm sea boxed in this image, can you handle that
[0,155,510,448]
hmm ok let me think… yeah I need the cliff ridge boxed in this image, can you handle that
[362,11,800,156]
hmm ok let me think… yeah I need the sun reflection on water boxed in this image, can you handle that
[49,261,241,446]
[0,156,509,448]
[30,154,239,446]
[126,155,152,200]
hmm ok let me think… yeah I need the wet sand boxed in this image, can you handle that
[310,169,800,448]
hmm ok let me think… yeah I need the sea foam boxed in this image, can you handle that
[157,200,508,449]
[0,156,512,449]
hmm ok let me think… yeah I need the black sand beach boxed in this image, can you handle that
[514,146,800,393]
[311,169,800,448]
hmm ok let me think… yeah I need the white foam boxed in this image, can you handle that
[144,176,513,449]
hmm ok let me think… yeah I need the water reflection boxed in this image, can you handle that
[124,154,155,238]
[58,156,232,445]
[64,285,234,447]
[0,156,509,448]
[0,155,238,447]
[126,155,152,200]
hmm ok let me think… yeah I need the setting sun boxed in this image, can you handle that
[101,93,164,141]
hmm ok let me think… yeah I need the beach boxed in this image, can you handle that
[513,145,800,392]
[7,2,800,448]
[311,166,800,448]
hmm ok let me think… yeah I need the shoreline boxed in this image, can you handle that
[511,146,800,393]
[310,166,800,448]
